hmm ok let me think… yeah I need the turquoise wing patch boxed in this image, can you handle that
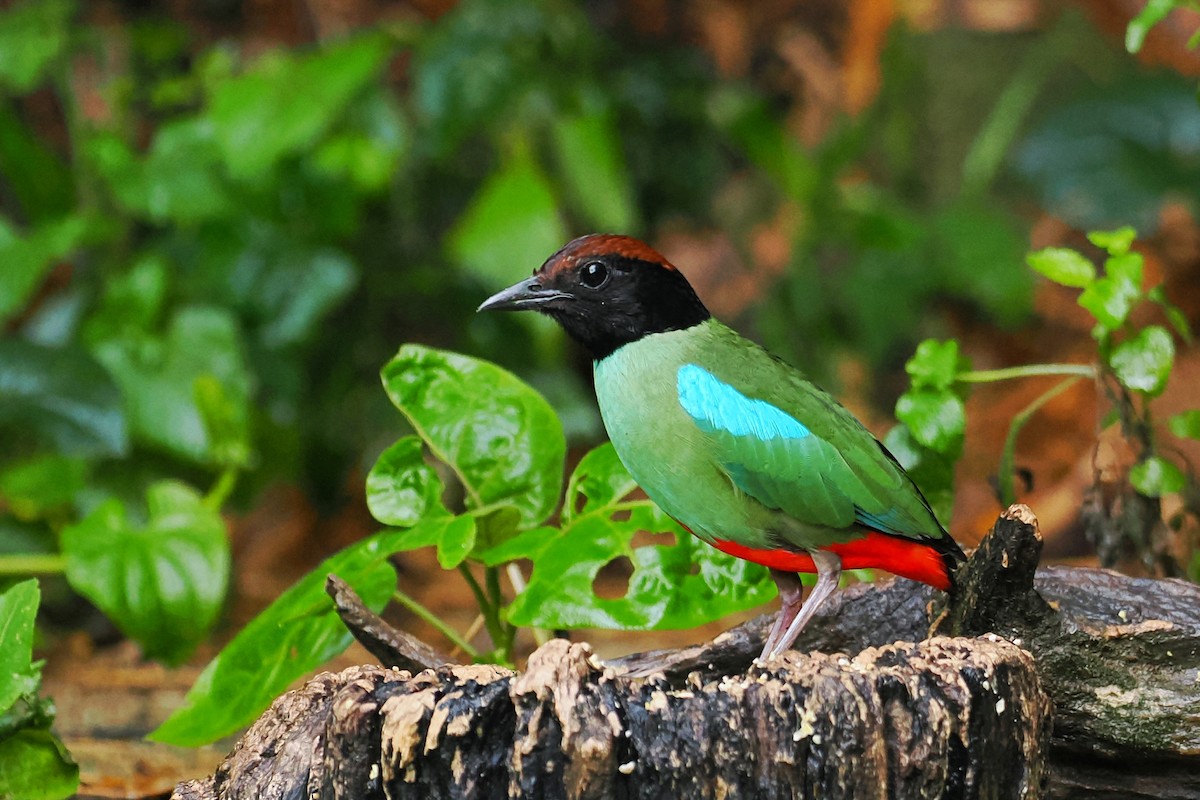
[676,364,858,528]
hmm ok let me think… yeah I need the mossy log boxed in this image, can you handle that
[172,507,1200,800]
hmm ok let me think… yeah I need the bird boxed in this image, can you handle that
[478,234,965,660]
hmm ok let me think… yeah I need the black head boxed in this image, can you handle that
[477,234,711,360]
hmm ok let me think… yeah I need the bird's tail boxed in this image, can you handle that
[929,534,967,594]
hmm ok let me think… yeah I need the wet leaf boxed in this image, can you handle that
[61,481,230,665]
[381,345,565,527]
[562,442,637,524]
[0,339,128,458]
[1079,251,1142,331]
[1109,325,1174,396]
[0,580,41,713]
[366,436,446,527]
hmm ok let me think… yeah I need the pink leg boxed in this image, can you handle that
[765,550,842,659]
[760,568,805,660]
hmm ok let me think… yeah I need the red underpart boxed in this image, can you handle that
[706,531,952,591]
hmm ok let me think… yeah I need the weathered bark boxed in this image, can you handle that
[172,506,1200,800]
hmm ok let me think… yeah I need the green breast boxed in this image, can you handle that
[593,325,782,549]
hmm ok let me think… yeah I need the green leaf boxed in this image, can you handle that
[0,215,90,321]
[80,253,168,344]
[471,505,522,554]
[477,525,558,567]
[381,345,565,527]
[61,481,230,665]
[508,504,773,630]
[0,455,86,519]
[1078,251,1142,331]
[1125,0,1178,53]
[89,121,231,224]
[1168,410,1200,440]
[448,149,567,289]
[366,436,446,527]
[148,521,449,746]
[208,34,392,178]
[1109,325,1175,396]
[0,339,128,458]
[562,442,637,524]
[0,580,41,714]
[434,515,476,570]
[895,389,966,454]
[1087,226,1137,255]
[312,87,409,192]
[550,107,637,232]
[1025,247,1096,288]
[1130,456,1187,497]
[0,0,75,92]
[0,729,78,800]
[903,339,969,392]
[91,306,251,464]
[1148,285,1193,342]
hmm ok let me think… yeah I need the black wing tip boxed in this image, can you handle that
[930,533,967,592]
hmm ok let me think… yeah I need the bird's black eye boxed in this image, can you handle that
[579,260,609,289]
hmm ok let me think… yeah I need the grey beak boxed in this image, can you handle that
[477,279,572,313]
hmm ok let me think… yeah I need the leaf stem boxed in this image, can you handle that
[391,587,479,659]
[485,566,516,661]
[204,467,239,511]
[958,363,1096,384]
[0,554,67,576]
[458,564,504,651]
[997,376,1084,505]
[506,563,549,647]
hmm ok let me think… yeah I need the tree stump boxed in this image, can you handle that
[172,506,1200,799]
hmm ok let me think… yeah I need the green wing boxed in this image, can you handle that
[676,361,943,542]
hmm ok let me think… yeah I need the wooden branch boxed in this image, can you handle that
[325,574,448,672]
[173,506,1200,799]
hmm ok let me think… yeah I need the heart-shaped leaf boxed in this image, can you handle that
[366,436,446,527]
[62,481,230,665]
